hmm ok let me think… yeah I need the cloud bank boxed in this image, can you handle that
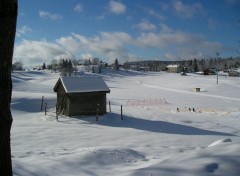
[14,40,72,67]
[17,25,32,37]
[14,25,224,67]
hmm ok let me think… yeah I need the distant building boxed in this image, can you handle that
[203,68,216,75]
[228,69,240,77]
[53,76,110,116]
[166,64,183,73]
[138,66,150,72]
[129,65,138,70]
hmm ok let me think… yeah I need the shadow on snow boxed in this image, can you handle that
[79,113,235,136]
[11,97,56,113]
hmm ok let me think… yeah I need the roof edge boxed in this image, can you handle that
[53,78,61,92]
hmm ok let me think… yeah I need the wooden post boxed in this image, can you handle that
[56,103,58,121]
[109,101,111,112]
[96,104,99,121]
[41,96,44,110]
[121,105,123,120]
[45,102,47,115]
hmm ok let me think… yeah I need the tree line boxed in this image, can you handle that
[12,57,239,74]
[123,57,240,72]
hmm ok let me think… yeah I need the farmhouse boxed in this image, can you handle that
[53,76,110,116]
[228,69,240,77]
[166,64,183,73]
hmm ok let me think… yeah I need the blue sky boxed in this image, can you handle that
[14,0,240,66]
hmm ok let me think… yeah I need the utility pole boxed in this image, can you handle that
[216,52,220,84]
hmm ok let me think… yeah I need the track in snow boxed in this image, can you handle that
[143,84,240,102]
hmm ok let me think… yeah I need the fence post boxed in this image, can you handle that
[109,101,111,112]
[41,96,44,111]
[45,102,47,115]
[56,103,58,121]
[121,105,123,120]
[96,104,99,121]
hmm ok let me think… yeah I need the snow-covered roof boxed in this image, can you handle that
[166,64,180,68]
[54,76,110,93]
[228,68,240,73]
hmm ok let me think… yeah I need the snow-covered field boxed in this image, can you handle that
[11,70,240,176]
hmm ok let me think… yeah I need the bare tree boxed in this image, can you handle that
[0,0,18,175]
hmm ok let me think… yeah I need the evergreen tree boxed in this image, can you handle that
[50,59,58,72]
[193,58,198,72]
[199,59,205,71]
[114,58,119,70]
[60,59,67,76]
[123,61,130,70]
[67,60,73,76]
[42,62,46,69]
[12,61,23,71]
[98,61,103,73]
[224,62,227,70]
[91,66,95,73]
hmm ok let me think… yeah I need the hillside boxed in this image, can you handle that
[11,70,240,176]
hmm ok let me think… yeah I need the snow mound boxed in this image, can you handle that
[131,142,240,176]
[13,147,145,176]
[208,138,232,147]
[74,147,146,164]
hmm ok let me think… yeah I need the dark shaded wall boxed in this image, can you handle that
[68,92,107,116]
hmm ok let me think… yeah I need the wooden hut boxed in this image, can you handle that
[192,88,201,92]
[53,76,110,116]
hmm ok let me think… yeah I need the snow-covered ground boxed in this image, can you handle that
[11,69,240,176]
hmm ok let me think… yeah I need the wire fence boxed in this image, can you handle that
[41,96,238,121]
[126,98,168,106]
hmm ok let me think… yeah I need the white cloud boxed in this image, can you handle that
[136,20,156,31]
[39,10,62,20]
[172,0,203,19]
[173,41,221,60]
[136,31,192,48]
[71,32,133,60]
[142,7,165,20]
[80,53,93,59]
[136,29,222,59]
[160,23,173,33]
[164,53,178,61]
[56,35,81,54]
[96,14,106,20]
[109,1,126,14]
[14,32,135,66]
[74,4,84,14]
[14,28,225,67]
[13,40,72,67]
[17,25,32,37]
